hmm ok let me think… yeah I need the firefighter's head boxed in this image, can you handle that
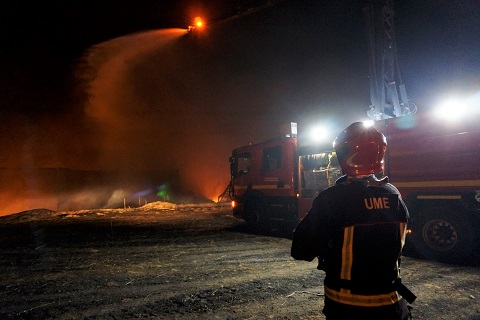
[333,122,387,176]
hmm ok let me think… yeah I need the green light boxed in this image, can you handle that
[156,184,169,201]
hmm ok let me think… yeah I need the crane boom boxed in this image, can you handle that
[363,0,415,120]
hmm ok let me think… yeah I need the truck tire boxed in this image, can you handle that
[411,207,474,263]
[244,198,269,234]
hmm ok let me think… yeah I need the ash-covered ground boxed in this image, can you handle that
[1,203,479,319]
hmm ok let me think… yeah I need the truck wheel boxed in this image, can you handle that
[244,199,269,234]
[411,207,474,263]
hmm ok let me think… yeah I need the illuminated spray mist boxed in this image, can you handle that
[1,9,362,215]
[79,28,232,204]
[0,29,235,216]
[0,24,290,216]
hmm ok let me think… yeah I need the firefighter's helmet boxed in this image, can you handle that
[333,122,387,176]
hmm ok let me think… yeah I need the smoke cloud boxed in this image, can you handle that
[77,28,235,204]
[0,29,233,215]
[0,4,372,215]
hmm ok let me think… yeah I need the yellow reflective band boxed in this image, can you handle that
[399,222,406,249]
[325,286,401,307]
[341,226,354,281]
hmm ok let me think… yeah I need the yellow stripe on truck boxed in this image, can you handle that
[393,179,480,188]
[416,195,462,200]
[234,185,292,190]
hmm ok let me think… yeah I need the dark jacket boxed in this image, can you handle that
[291,175,411,319]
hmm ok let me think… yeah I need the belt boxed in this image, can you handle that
[324,286,401,307]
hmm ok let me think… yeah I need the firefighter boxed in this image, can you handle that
[291,122,414,320]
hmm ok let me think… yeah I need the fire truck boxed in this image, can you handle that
[224,122,342,232]
[224,115,480,262]
[221,0,480,262]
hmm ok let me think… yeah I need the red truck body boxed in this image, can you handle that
[373,113,480,262]
[229,133,341,229]
[374,114,480,195]
[228,114,480,262]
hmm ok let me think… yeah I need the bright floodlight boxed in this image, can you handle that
[311,126,328,143]
[363,120,375,127]
[435,98,469,121]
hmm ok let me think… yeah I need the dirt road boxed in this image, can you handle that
[1,203,479,319]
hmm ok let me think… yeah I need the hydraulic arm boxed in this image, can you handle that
[363,0,415,120]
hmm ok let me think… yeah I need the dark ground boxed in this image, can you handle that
[1,204,479,319]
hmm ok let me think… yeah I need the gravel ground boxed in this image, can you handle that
[0,204,479,319]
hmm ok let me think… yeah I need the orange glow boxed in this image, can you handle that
[1,29,238,216]
[187,17,205,32]
[194,17,204,28]
[231,201,236,208]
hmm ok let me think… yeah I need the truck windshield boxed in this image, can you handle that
[299,152,341,198]
[236,152,251,175]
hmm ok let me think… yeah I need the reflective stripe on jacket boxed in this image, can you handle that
[324,286,401,307]
[292,176,410,309]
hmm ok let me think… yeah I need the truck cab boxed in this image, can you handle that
[228,131,341,232]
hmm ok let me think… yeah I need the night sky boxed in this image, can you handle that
[1,0,479,214]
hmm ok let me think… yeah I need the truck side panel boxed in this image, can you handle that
[375,114,480,191]
[374,113,480,263]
